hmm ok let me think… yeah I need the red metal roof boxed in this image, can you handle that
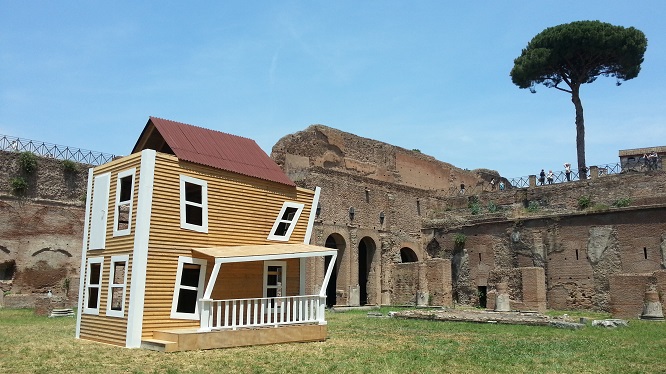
[133,117,295,187]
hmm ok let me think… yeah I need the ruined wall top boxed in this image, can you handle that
[272,125,489,191]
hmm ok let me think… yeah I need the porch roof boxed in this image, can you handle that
[192,243,337,264]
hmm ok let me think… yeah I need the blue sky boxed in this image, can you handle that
[1,1,665,178]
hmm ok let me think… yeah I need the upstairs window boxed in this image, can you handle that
[267,202,304,241]
[84,257,103,315]
[106,255,128,317]
[180,175,208,233]
[113,169,135,236]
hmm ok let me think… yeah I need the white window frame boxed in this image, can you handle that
[179,175,208,233]
[267,202,304,241]
[170,256,207,320]
[83,257,104,315]
[106,255,129,317]
[264,261,287,312]
[113,168,136,237]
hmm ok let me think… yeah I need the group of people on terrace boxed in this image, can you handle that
[538,162,589,186]
[643,151,659,171]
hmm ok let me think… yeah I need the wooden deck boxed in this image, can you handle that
[140,323,327,352]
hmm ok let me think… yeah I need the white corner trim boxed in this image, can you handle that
[303,186,321,245]
[75,167,94,338]
[126,149,155,348]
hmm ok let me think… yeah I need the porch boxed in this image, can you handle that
[142,243,336,352]
[141,324,327,353]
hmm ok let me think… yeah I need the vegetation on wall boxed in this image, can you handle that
[577,196,592,210]
[454,233,467,246]
[612,197,631,208]
[468,196,481,215]
[18,151,38,174]
[61,160,78,173]
[527,200,540,213]
[10,177,28,195]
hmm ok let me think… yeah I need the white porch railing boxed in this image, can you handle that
[199,295,326,332]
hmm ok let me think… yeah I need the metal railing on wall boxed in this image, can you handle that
[449,159,660,197]
[0,134,116,166]
[504,165,608,190]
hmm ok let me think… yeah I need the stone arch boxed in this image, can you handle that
[426,238,441,257]
[400,247,419,263]
[358,236,378,306]
[0,259,16,281]
[324,233,346,307]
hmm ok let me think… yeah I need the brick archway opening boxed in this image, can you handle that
[325,234,345,307]
[400,247,418,263]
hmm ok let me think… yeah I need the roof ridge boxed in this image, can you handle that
[149,116,257,142]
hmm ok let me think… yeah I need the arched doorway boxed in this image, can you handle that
[358,237,377,306]
[399,247,418,263]
[324,234,345,308]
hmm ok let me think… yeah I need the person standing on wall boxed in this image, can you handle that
[564,163,571,181]
[547,170,554,184]
[539,169,546,185]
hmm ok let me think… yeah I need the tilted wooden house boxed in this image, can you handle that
[75,117,336,352]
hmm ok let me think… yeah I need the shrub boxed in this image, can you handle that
[527,201,540,213]
[62,160,78,173]
[18,152,38,174]
[10,177,28,195]
[469,202,481,215]
[454,233,466,246]
[612,198,631,208]
[578,196,592,210]
[487,202,499,213]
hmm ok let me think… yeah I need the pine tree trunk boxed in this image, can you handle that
[571,84,586,179]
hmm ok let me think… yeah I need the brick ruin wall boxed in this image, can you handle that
[274,125,666,315]
[427,172,666,313]
[273,125,487,307]
[0,151,88,308]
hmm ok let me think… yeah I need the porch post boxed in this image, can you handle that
[319,253,337,297]
[199,299,212,332]
[203,262,222,299]
[318,252,337,325]
[199,261,221,332]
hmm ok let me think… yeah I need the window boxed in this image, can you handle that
[106,255,128,317]
[180,175,208,233]
[113,169,135,236]
[170,257,207,320]
[84,257,103,315]
[264,261,287,311]
[267,202,304,241]
[89,173,110,250]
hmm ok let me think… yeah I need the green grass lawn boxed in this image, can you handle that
[1,307,665,373]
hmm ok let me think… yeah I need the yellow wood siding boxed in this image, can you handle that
[79,255,134,346]
[140,153,315,337]
[80,153,143,346]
